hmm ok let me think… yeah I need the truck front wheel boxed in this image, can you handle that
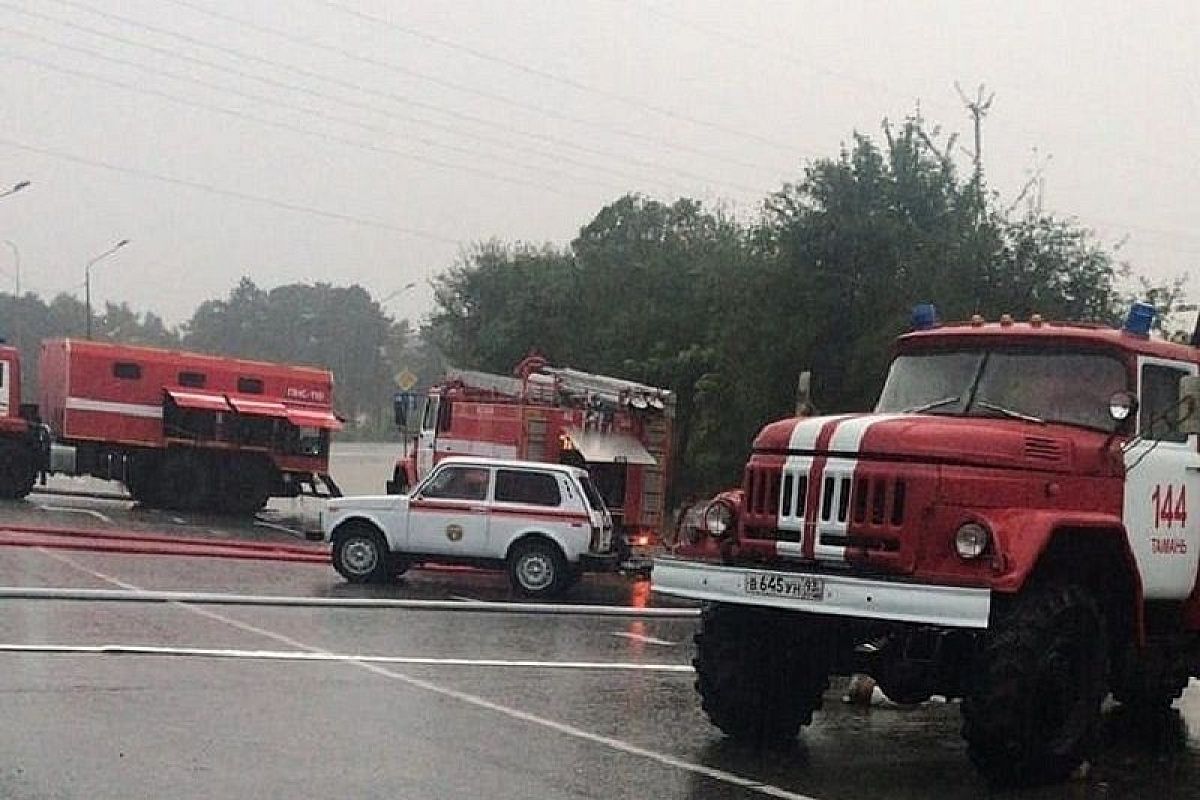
[331,523,392,584]
[693,603,830,746]
[961,583,1107,786]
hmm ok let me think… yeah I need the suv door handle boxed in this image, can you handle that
[469,506,488,512]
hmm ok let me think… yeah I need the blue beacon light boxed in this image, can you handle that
[1123,302,1155,337]
[911,303,938,331]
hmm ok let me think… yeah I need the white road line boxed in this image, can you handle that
[35,505,114,525]
[254,520,305,537]
[0,643,693,672]
[35,549,820,800]
[450,595,479,603]
[611,631,678,647]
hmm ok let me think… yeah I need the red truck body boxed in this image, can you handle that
[0,338,341,511]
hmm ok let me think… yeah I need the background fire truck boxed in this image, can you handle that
[0,337,342,512]
[389,354,673,555]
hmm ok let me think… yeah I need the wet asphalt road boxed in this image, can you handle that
[3,449,1200,798]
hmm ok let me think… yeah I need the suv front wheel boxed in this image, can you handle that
[507,538,569,599]
[332,523,392,584]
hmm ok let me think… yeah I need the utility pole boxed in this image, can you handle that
[955,82,995,184]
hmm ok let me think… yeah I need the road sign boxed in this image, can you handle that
[395,369,418,391]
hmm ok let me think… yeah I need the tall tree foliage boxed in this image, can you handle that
[428,116,1133,499]
[183,279,402,431]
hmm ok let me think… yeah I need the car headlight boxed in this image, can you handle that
[955,522,990,559]
[703,502,734,537]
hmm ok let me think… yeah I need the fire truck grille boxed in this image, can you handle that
[742,466,907,551]
[851,476,907,527]
[746,467,781,516]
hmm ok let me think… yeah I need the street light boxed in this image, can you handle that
[85,238,130,340]
[2,240,18,296]
[0,181,30,200]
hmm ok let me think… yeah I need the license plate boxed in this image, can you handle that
[743,572,824,601]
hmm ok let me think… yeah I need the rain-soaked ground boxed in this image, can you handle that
[2,443,1200,799]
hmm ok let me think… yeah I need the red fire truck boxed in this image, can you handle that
[0,338,341,512]
[653,303,1200,785]
[389,354,673,553]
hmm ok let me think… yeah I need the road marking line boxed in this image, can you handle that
[0,586,698,618]
[450,595,479,602]
[611,631,678,647]
[36,549,820,800]
[0,643,693,672]
[36,506,114,525]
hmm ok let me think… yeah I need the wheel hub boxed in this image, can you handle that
[343,538,378,573]
[518,553,553,590]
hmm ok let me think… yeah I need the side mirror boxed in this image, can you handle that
[1108,391,1137,423]
[1179,376,1200,436]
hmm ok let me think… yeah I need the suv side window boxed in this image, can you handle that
[495,469,561,507]
[1141,363,1190,443]
[421,466,490,501]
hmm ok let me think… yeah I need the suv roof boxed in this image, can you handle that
[435,455,589,479]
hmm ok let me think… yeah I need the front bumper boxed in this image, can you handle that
[651,557,991,629]
[579,551,621,572]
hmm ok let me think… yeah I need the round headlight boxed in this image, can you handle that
[703,502,733,537]
[955,522,990,559]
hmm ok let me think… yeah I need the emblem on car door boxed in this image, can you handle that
[446,524,464,542]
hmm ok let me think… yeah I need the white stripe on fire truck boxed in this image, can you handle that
[779,414,908,561]
[779,416,848,558]
[65,397,163,419]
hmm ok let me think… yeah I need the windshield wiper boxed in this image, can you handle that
[974,399,1045,424]
[904,395,960,413]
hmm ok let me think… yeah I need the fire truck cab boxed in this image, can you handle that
[654,303,1200,785]
[389,355,673,556]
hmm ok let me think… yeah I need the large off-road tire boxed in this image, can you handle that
[158,450,214,512]
[0,440,36,500]
[693,603,830,746]
[125,452,163,507]
[961,583,1108,786]
[507,538,570,598]
[1110,648,1190,711]
[331,522,392,584]
[215,455,274,515]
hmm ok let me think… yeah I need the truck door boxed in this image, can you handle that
[407,464,491,556]
[416,396,439,480]
[1124,356,1200,600]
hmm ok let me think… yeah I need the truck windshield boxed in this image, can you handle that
[876,348,1129,432]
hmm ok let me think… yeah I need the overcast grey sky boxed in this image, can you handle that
[1,0,1196,326]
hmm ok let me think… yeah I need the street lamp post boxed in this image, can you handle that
[85,239,130,340]
[0,181,30,200]
[2,240,18,296]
